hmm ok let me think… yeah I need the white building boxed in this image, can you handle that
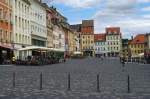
[30,0,47,47]
[12,0,31,59]
[105,27,122,57]
[94,34,107,57]
[53,25,65,51]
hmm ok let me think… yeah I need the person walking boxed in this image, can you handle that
[121,57,125,72]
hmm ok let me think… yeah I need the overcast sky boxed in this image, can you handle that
[44,0,150,38]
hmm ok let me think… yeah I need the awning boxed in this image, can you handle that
[18,46,53,51]
[138,53,144,57]
[74,51,82,55]
[52,48,65,52]
[0,45,15,50]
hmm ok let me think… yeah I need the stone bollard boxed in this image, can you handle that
[97,74,100,92]
[127,75,130,93]
[67,73,71,91]
[13,72,16,88]
[40,73,43,90]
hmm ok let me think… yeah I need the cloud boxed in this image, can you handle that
[93,0,150,38]
[44,0,150,38]
[143,14,150,18]
[45,0,101,8]
[142,6,150,11]
[138,0,150,3]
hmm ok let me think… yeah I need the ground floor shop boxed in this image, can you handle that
[95,53,106,57]
[107,52,119,57]
[0,45,14,64]
[83,50,94,57]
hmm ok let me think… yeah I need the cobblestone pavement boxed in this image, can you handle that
[0,57,150,99]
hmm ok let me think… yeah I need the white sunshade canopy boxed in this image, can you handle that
[18,46,65,52]
[52,48,65,52]
[138,53,144,57]
[74,51,82,55]
[18,46,53,51]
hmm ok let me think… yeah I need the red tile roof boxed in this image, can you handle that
[94,34,106,41]
[130,34,145,44]
[106,27,121,35]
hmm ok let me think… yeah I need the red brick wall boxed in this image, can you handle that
[81,26,94,34]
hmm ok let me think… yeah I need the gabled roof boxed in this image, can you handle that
[94,34,106,41]
[70,24,81,32]
[130,34,145,44]
[106,27,121,35]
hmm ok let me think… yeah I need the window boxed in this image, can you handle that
[117,47,118,50]
[19,34,21,42]
[18,1,20,9]
[19,17,21,27]
[0,29,2,40]
[0,8,3,19]
[16,34,18,43]
[15,16,17,26]
[15,0,17,9]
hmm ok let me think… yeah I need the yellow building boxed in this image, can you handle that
[63,27,77,57]
[81,20,94,56]
[81,34,94,56]
[67,30,76,56]
[129,34,145,57]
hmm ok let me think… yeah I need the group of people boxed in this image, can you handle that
[0,56,4,64]
[0,56,12,65]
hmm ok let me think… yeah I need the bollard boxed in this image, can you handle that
[67,73,71,91]
[127,75,130,93]
[40,73,43,90]
[97,74,100,92]
[13,72,16,88]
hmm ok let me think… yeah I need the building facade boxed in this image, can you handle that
[81,20,94,56]
[144,33,150,63]
[45,4,53,48]
[30,0,47,48]
[129,34,145,57]
[121,39,130,58]
[67,30,76,56]
[50,7,66,52]
[105,27,122,57]
[94,34,107,57]
[12,0,31,59]
[145,33,150,49]
[0,0,13,63]
[70,24,81,52]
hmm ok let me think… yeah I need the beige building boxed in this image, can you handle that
[81,20,94,56]
[67,30,76,56]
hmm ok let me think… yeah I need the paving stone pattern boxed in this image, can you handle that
[0,57,150,99]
